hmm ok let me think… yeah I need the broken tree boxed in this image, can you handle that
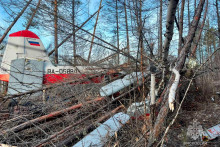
[148,0,206,146]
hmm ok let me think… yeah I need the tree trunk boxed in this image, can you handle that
[188,0,191,28]
[159,0,163,59]
[87,0,102,62]
[124,0,130,63]
[72,0,76,66]
[178,0,185,55]
[116,0,120,65]
[0,0,33,44]
[138,0,145,103]
[191,0,208,57]
[176,0,205,70]
[216,0,220,45]
[54,0,58,64]
[161,0,179,84]
[26,0,41,30]
[195,0,197,14]
[148,0,205,146]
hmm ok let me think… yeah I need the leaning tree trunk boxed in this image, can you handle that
[188,0,191,29]
[124,0,130,63]
[159,0,163,59]
[0,0,33,44]
[26,0,41,30]
[72,0,76,66]
[116,0,120,65]
[191,0,208,57]
[162,0,179,67]
[178,0,185,55]
[160,0,179,94]
[54,0,58,64]
[147,0,206,146]
[216,0,220,45]
[87,0,102,62]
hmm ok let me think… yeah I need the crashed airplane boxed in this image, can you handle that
[0,30,109,95]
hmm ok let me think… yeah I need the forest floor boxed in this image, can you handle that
[165,89,220,147]
[1,79,220,146]
[103,82,220,147]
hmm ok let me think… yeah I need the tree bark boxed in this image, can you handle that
[216,0,220,45]
[0,0,33,44]
[161,0,179,86]
[116,0,120,65]
[178,0,185,55]
[195,0,197,14]
[176,0,205,70]
[54,0,58,64]
[124,0,130,63]
[87,0,102,62]
[188,0,191,28]
[159,0,163,59]
[191,0,208,57]
[72,0,76,66]
[26,0,41,30]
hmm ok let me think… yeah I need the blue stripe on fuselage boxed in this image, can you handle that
[28,41,39,45]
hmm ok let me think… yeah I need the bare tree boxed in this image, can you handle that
[187,0,190,28]
[191,0,208,56]
[87,0,103,62]
[158,0,163,59]
[54,0,58,64]
[178,0,185,55]
[0,0,33,44]
[216,0,220,45]
[124,0,130,63]
[72,0,76,65]
[26,0,41,30]
[161,0,179,85]
[116,0,120,64]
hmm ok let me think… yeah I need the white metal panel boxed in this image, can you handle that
[203,123,220,140]
[73,112,130,147]
[100,72,147,96]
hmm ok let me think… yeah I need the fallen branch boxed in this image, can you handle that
[2,97,105,134]
[56,105,124,146]
[35,86,139,147]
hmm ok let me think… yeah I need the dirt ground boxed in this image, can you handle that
[164,89,220,147]
[104,83,220,147]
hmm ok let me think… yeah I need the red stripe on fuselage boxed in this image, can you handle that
[43,74,104,85]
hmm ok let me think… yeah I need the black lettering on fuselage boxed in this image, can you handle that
[47,68,77,74]
[47,69,51,74]
[51,69,55,74]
